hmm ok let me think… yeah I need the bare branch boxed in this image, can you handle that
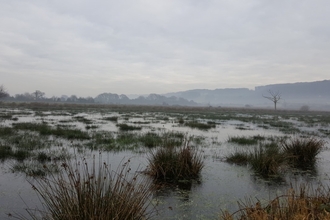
[262,90,281,110]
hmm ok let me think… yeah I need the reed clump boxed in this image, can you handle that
[24,158,155,220]
[221,184,330,220]
[249,144,287,177]
[281,136,325,169]
[226,136,325,178]
[147,140,204,184]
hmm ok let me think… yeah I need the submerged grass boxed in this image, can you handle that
[20,157,155,219]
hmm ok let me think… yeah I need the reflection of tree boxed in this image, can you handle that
[263,90,281,110]
[0,85,9,99]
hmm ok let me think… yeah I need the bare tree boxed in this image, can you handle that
[263,90,281,110]
[0,85,9,99]
[32,90,45,100]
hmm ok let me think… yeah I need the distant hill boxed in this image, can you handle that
[94,93,197,106]
[164,80,330,110]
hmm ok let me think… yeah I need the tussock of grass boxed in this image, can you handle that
[221,184,330,220]
[249,145,286,177]
[226,136,325,178]
[22,158,155,219]
[147,141,204,184]
[281,136,325,169]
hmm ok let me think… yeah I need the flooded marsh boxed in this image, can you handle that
[0,104,330,219]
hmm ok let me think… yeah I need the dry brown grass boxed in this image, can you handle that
[221,184,330,220]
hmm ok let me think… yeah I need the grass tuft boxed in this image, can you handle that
[281,137,325,169]
[23,157,155,219]
[147,140,204,184]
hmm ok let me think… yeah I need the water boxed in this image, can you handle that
[0,107,329,219]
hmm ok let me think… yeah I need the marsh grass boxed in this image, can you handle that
[221,184,330,220]
[0,126,14,136]
[12,161,59,176]
[281,137,325,169]
[228,135,265,145]
[21,157,155,219]
[139,132,163,148]
[0,145,13,160]
[117,123,142,131]
[226,136,325,178]
[225,151,249,165]
[73,116,93,124]
[147,140,204,184]
[249,144,287,177]
[13,122,90,140]
[103,116,118,122]
[185,121,216,130]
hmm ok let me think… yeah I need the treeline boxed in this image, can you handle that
[5,90,95,104]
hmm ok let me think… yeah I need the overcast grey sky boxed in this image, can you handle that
[1,0,329,97]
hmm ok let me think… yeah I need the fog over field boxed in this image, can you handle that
[1,1,330,98]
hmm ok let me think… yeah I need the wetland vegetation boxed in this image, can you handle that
[0,102,330,219]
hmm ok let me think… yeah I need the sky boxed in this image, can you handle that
[1,0,330,97]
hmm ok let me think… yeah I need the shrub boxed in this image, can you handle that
[24,158,155,220]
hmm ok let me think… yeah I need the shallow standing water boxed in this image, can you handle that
[0,107,330,219]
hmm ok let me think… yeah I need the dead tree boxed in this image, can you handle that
[263,90,281,110]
